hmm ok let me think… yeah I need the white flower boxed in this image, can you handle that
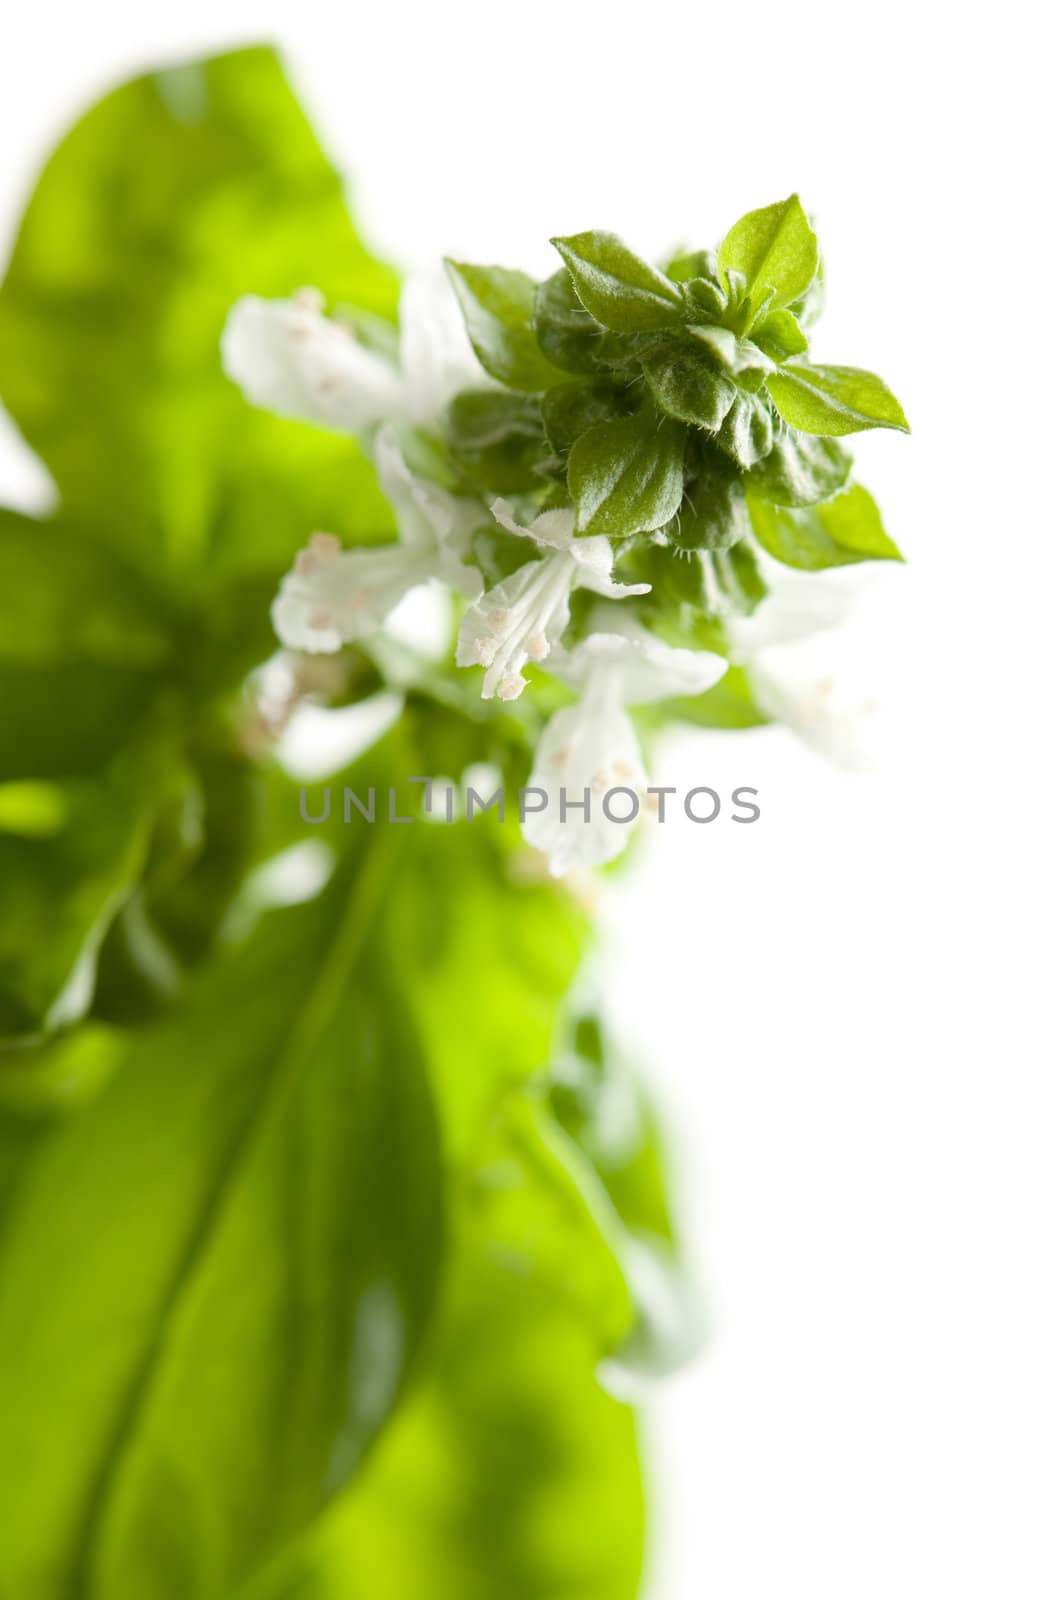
[221,271,484,436]
[456,501,651,701]
[524,612,727,875]
[272,429,483,653]
[727,572,872,770]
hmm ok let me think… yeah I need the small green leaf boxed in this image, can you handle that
[534,270,606,374]
[713,540,769,613]
[551,231,685,332]
[717,194,819,313]
[746,433,852,507]
[687,325,774,380]
[446,390,550,492]
[444,261,561,392]
[665,665,769,730]
[642,342,737,429]
[665,247,721,286]
[447,390,544,451]
[766,363,910,436]
[750,308,809,362]
[715,392,776,469]
[542,382,634,459]
[748,482,903,569]
[673,456,749,551]
[568,414,686,538]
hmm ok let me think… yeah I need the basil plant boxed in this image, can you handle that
[0,44,906,1600]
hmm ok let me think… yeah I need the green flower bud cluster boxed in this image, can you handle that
[437,196,908,640]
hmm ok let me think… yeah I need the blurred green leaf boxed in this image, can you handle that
[244,1150,645,1600]
[0,46,397,591]
[0,510,173,779]
[0,744,164,1038]
[663,666,769,730]
[280,722,587,1163]
[0,841,442,1600]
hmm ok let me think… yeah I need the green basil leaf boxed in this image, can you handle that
[542,382,635,459]
[0,844,443,1599]
[0,47,398,588]
[568,413,686,537]
[715,392,776,469]
[0,511,172,781]
[746,433,852,507]
[749,308,809,362]
[713,540,769,613]
[445,261,562,392]
[642,342,737,429]
[766,364,910,435]
[446,390,550,493]
[0,750,162,1038]
[717,194,819,313]
[447,390,544,451]
[534,269,607,374]
[665,247,721,286]
[748,482,903,568]
[687,325,774,380]
[248,1224,644,1600]
[673,456,750,551]
[552,231,685,332]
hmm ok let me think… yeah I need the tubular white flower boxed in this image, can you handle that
[745,665,873,771]
[397,269,489,425]
[221,288,405,433]
[456,501,651,700]
[524,612,727,874]
[221,272,484,436]
[271,429,483,654]
[726,573,873,770]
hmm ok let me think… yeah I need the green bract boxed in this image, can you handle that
[445,196,907,590]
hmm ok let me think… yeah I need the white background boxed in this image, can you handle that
[1,4,1048,1596]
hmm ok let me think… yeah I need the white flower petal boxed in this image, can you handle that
[565,632,727,705]
[727,573,854,657]
[398,270,489,427]
[271,533,441,653]
[490,499,576,550]
[553,606,727,706]
[456,554,575,699]
[749,664,874,771]
[570,534,651,600]
[221,294,406,435]
[373,428,484,598]
[523,695,646,875]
